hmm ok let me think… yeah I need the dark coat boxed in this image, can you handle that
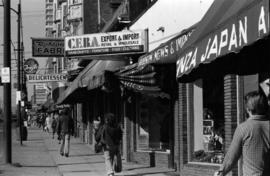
[95,124,122,148]
[57,114,74,135]
[103,124,122,147]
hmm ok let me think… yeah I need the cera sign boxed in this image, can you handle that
[177,2,269,78]
[32,38,64,57]
[138,29,193,66]
[26,74,67,83]
[65,30,148,57]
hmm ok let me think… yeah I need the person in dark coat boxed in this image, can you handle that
[57,108,74,157]
[97,113,122,176]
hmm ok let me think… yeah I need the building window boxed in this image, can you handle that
[137,95,171,151]
[190,76,225,164]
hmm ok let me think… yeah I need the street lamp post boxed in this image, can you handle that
[3,0,12,164]
[2,0,22,163]
[16,2,23,146]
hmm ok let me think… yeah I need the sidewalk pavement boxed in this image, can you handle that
[0,127,178,176]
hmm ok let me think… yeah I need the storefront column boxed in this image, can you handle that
[224,74,238,176]
[123,101,132,161]
[174,98,179,170]
[177,82,188,171]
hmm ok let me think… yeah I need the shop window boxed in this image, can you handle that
[190,76,224,164]
[137,95,171,152]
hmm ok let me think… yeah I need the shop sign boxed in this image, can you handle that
[24,58,39,74]
[26,74,67,83]
[65,29,148,57]
[69,5,82,20]
[138,29,194,66]
[177,2,269,78]
[32,38,64,57]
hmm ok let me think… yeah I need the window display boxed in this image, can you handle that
[191,77,225,164]
[137,95,171,151]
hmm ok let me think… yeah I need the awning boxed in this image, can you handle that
[83,60,127,90]
[176,0,270,80]
[115,63,176,99]
[137,25,195,66]
[56,62,97,105]
[57,60,126,104]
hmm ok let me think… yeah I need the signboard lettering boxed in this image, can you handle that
[65,30,148,57]
[32,38,64,57]
[138,29,193,66]
[26,74,67,83]
[177,3,269,78]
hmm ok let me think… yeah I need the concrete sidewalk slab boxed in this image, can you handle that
[0,128,60,176]
[42,129,177,176]
[0,127,178,176]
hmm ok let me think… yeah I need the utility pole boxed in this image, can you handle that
[3,0,12,164]
[17,2,22,145]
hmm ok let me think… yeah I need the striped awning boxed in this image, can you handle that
[115,63,176,99]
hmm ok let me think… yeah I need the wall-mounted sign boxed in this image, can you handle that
[32,38,64,57]
[24,58,39,74]
[1,67,10,83]
[26,74,67,83]
[65,29,148,57]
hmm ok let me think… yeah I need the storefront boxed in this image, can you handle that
[57,60,127,143]
[114,26,195,168]
[176,0,269,175]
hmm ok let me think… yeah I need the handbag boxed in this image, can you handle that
[94,142,103,153]
[113,150,122,173]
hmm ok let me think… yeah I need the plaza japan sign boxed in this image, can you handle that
[23,58,39,74]
[32,38,64,57]
[65,29,148,57]
[177,1,269,78]
[26,74,67,83]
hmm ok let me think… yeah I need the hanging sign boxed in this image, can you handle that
[24,58,39,74]
[26,74,67,83]
[32,38,65,57]
[65,29,148,57]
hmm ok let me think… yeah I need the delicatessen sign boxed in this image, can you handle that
[26,74,67,83]
[65,29,148,57]
[177,2,269,78]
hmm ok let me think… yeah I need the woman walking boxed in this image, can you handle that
[96,113,122,176]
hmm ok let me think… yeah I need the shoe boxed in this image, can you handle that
[60,152,64,156]
[65,153,69,157]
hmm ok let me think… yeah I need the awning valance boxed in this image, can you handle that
[176,0,270,80]
[115,63,176,99]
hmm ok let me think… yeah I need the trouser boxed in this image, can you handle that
[60,134,70,155]
[104,145,119,175]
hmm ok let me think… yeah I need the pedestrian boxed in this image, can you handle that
[51,116,57,139]
[57,108,74,157]
[215,91,270,176]
[45,113,52,133]
[94,115,104,153]
[96,113,122,176]
[54,111,61,143]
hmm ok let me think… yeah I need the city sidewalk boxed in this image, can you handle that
[1,127,178,176]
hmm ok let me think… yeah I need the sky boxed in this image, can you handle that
[0,0,46,112]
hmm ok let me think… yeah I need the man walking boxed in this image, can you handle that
[216,91,270,176]
[57,108,74,157]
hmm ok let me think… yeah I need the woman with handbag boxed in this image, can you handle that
[100,113,123,176]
